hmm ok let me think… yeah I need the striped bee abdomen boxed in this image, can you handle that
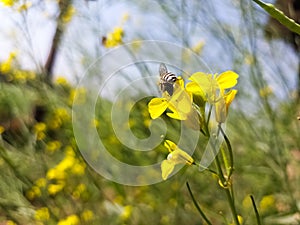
[159,63,177,96]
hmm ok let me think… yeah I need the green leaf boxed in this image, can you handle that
[252,0,300,35]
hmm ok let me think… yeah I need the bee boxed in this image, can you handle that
[159,63,177,96]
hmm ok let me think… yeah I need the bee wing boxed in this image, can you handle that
[161,82,174,96]
[159,63,168,77]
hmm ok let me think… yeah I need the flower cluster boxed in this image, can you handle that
[103,27,124,48]
[0,52,36,83]
[148,69,239,179]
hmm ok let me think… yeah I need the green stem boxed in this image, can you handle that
[206,104,213,125]
[202,106,239,224]
[186,182,212,225]
[193,162,218,175]
[250,195,262,225]
[224,188,240,225]
[208,132,240,225]
[219,124,234,179]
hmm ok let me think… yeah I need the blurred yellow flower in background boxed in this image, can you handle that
[35,207,50,221]
[17,1,32,12]
[81,210,94,222]
[0,125,5,135]
[61,5,76,24]
[259,195,275,213]
[259,86,273,98]
[48,181,65,195]
[6,220,17,225]
[57,214,80,225]
[33,122,47,140]
[120,205,132,220]
[55,76,70,87]
[192,40,205,54]
[0,52,16,74]
[46,140,62,153]
[103,26,124,48]
[35,178,47,188]
[0,0,14,7]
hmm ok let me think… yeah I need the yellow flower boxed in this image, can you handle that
[35,207,50,221]
[55,76,70,87]
[35,178,47,188]
[46,168,66,180]
[71,161,86,175]
[34,122,46,132]
[58,214,80,225]
[47,181,65,195]
[186,71,239,123]
[0,125,5,134]
[103,26,124,48]
[120,205,132,220]
[91,118,99,128]
[259,86,273,98]
[0,52,16,73]
[17,2,32,12]
[47,108,70,130]
[81,210,94,222]
[6,220,17,225]
[259,195,275,213]
[0,0,14,7]
[72,183,86,199]
[192,40,205,54]
[121,12,130,24]
[26,186,41,200]
[187,71,238,103]
[161,140,194,180]
[56,155,75,171]
[69,87,86,105]
[228,215,243,225]
[215,89,237,123]
[13,70,27,83]
[33,122,47,140]
[148,78,193,120]
[46,140,62,153]
[61,5,76,24]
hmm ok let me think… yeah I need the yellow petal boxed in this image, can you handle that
[189,72,218,93]
[216,71,239,90]
[225,89,238,107]
[215,90,238,123]
[164,140,177,152]
[166,110,186,120]
[168,149,194,165]
[186,82,206,98]
[148,98,168,119]
[167,87,192,120]
[175,76,184,88]
[161,160,175,180]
